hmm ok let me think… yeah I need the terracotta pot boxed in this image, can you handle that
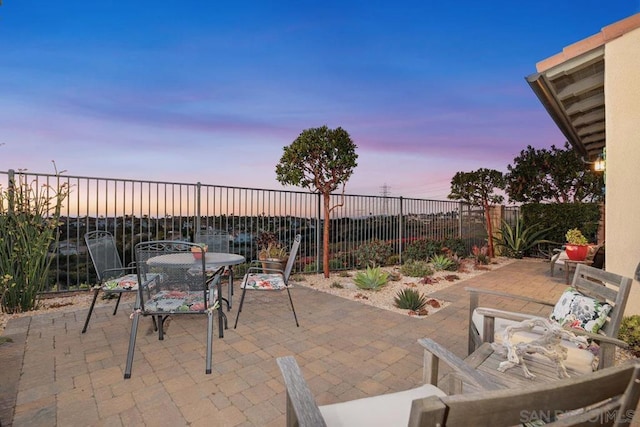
[565,244,589,261]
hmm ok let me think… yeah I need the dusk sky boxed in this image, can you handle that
[1,1,638,200]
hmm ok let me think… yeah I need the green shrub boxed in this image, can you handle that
[329,258,344,271]
[430,254,455,271]
[403,238,441,261]
[353,266,389,290]
[400,260,433,277]
[234,262,250,277]
[0,171,69,313]
[355,239,393,267]
[442,238,467,257]
[394,288,428,311]
[618,315,640,357]
[386,254,400,265]
[522,202,600,246]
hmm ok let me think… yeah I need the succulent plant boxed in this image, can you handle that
[394,288,428,311]
[430,254,456,271]
[353,266,389,290]
[400,260,433,277]
[565,228,588,245]
[257,231,288,260]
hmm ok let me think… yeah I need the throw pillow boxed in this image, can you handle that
[550,288,612,333]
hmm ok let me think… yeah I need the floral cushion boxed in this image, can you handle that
[102,273,162,291]
[550,288,612,333]
[102,274,140,291]
[144,290,213,313]
[242,273,287,290]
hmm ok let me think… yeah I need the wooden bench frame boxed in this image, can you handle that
[277,338,640,426]
[468,263,633,369]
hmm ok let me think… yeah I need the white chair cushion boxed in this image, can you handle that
[555,251,569,267]
[472,310,595,374]
[318,384,445,427]
[242,273,287,290]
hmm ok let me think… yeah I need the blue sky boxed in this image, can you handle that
[1,1,638,199]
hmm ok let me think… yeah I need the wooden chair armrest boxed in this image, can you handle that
[417,338,501,391]
[474,307,548,322]
[276,356,326,427]
[569,330,628,348]
[465,287,555,308]
[474,308,628,348]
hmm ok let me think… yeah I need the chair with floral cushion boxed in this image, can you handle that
[124,240,223,379]
[233,234,301,328]
[467,263,634,373]
[82,231,143,333]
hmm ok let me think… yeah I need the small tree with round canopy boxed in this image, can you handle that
[275,126,358,278]
[448,168,505,258]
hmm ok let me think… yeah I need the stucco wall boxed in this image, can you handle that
[604,26,640,314]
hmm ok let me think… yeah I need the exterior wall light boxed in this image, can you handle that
[593,153,606,172]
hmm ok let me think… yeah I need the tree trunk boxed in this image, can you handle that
[483,201,495,258]
[323,193,331,278]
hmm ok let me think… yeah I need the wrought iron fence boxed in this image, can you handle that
[1,169,495,292]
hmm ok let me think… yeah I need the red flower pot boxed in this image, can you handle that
[565,244,589,261]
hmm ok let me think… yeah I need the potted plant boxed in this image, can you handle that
[564,228,589,261]
[256,231,288,271]
[191,243,208,260]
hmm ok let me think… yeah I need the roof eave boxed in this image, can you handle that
[525,72,588,158]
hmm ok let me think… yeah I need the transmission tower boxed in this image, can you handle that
[380,183,391,215]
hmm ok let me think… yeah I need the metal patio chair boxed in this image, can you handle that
[195,230,235,309]
[82,231,140,333]
[233,234,301,328]
[124,240,223,378]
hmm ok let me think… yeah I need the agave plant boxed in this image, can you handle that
[394,288,428,311]
[429,254,456,271]
[353,266,389,290]
[493,216,553,259]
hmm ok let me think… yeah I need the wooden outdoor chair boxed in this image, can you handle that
[277,338,640,427]
[467,263,634,372]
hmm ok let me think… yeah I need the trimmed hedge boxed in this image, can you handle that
[521,203,600,245]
